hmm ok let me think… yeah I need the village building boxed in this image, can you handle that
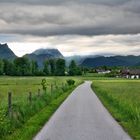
[121,69,140,79]
[95,69,111,74]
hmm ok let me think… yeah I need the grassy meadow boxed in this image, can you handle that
[0,75,140,140]
[0,76,81,105]
[0,76,82,139]
[92,79,140,140]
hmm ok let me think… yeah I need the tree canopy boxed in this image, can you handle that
[0,57,82,76]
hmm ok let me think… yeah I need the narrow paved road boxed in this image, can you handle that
[34,81,132,140]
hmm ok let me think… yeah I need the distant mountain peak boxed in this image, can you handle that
[25,48,63,68]
[0,43,8,47]
[32,48,63,57]
[0,43,16,59]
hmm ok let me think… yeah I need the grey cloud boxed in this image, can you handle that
[1,24,140,36]
[122,0,140,13]
[2,34,140,56]
[0,0,140,36]
[0,34,22,43]
[0,0,131,5]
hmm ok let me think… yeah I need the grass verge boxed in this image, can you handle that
[91,80,140,140]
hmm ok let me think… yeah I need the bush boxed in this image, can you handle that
[67,79,75,86]
[41,79,47,92]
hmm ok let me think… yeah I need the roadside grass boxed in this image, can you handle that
[0,76,82,139]
[92,79,140,140]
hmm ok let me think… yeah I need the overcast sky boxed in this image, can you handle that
[0,0,140,56]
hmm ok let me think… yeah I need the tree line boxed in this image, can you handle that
[0,57,82,76]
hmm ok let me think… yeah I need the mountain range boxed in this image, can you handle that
[0,43,140,68]
[81,55,140,67]
[0,43,63,68]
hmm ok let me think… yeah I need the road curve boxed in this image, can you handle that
[34,81,132,140]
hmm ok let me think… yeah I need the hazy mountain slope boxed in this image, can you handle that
[33,48,63,57]
[25,48,63,68]
[0,43,17,60]
[81,55,140,67]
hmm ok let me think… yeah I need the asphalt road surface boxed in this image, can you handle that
[34,81,132,140]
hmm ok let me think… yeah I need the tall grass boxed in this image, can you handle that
[92,80,140,140]
[0,77,81,139]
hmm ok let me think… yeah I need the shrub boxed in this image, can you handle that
[41,79,47,92]
[67,79,75,86]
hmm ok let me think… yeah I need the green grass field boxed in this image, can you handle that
[0,76,82,139]
[92,79,140,140]
[1,75,140,140]
[0,76,80,105]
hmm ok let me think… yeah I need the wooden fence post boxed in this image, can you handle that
[62,82,64,88]
[38,89,40,97]
[51,84,53,94]
[54,82,57,90]
[65,83,67,89]
[29,92,32,104]
[54,81,56,87]
[8,92,12,118]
